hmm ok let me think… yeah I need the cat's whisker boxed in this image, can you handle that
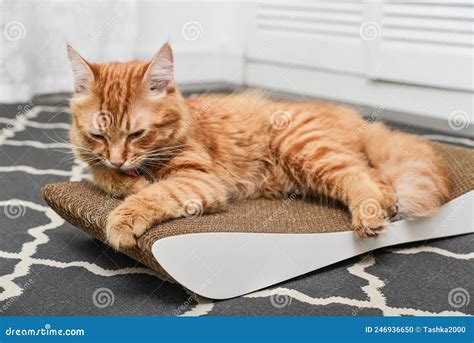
[72,146,94,153]
[139,151,180,160]
[143,160,171,167]
[81,157,102,164]
[145,149,182,155]
[142,161,168,167]
[140,166,155,179]
[51,150,76,156]
[145,145,185,154]
[143,156,172,161]
[153,144,186,150]
[144,151,183,158]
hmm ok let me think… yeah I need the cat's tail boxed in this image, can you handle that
[363,123,451,218]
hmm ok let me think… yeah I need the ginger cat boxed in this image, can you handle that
[67,43,451,250]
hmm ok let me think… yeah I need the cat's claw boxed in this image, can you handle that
[352,198,388,238]
[106,202,150,250]
[353,223,385,238]
[106,223,137,250]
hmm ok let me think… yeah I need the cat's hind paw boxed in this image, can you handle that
[353,222,385,238]
[352,198,388,238]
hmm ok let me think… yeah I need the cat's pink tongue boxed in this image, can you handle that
[125,169,138,177]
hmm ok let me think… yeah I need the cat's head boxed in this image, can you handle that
[67,42,188,174]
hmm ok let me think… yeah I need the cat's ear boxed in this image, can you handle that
[66,44,94,95]
[143,42,175,96]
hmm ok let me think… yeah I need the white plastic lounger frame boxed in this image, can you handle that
[152,191,474,300]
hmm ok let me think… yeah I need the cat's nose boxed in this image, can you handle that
[109,146,125,169]
[109,160,124,168]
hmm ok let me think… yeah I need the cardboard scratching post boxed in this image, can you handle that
[42,143,474,299]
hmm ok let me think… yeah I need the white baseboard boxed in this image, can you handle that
[152,191,473,300]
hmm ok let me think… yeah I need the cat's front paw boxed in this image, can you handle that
[352,198,388,238]
[106,199,151,250]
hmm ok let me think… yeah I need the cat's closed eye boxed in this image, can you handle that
[90,133,106,141]
[128,130,145,140]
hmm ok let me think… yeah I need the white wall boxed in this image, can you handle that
[135,1,254,85]
[1,1,139,102]
[0,0,254,102]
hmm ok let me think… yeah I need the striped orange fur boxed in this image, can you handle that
[67,43,451,250]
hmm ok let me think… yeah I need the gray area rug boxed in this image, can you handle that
[0,93,472,316]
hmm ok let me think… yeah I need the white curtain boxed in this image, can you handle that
[0,0,139,103]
